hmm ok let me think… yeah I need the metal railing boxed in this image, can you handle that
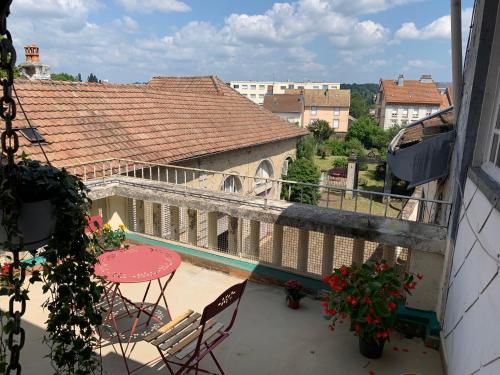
[65,158,452,227]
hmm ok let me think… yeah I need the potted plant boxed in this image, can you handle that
[0,157,59,251]
[89,223,127,254]
[284,279,306,309]
[321,262,420,359]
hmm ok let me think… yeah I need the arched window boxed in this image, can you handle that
[282,157,293,176]
[255,160,274,184]
[222,175,242,193]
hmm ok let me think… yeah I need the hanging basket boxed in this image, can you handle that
[0,199,56,251]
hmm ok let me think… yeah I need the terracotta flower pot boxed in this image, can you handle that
[286,296,300,310]
[359,337,385,359]
[0,200,56,251]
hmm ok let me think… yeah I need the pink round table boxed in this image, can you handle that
[95,245,181,283]
[95,245,181,374]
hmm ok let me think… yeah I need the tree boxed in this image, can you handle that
[346,116,384,149]
[282,158,321,205]
[87,73,99,83]
[77,73,82,82]
[51,72,78,81]
[296,135,315,161]
[349,92,369,118]
[308,119,332,146]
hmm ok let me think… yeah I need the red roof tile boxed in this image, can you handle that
[12,77,307,167]
[381,79,442,105]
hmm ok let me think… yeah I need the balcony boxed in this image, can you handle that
[7,261,444,375]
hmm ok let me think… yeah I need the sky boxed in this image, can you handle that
[8,0,474,84]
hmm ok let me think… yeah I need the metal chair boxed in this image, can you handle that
[144,280,247,375]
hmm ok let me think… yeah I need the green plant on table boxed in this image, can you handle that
[321,261,421,343]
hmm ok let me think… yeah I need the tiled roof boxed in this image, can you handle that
[12,76,307,167]
[263,94,302,113]
[440,86,453,108]
[381,79,442,105]
[302,89,350,107]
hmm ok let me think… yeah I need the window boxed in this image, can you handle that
[250,94,256,98]
[391,108,398,117]
[425,107,432,116]
[250,85,256,90]
[332,119,339,129]
[330,85,337,89]
[323,85,328,90]
[282,157,293,176]
[311,106,317,115]
[19,127,45,143]
[288,84,294,89]
[242,85,248,89]
[333,107,340,116]
[280,85,286,90]
[485,104,500,179]
[401,120,409,126]
[402,108,408,118]
[259,85,265,90]
[298,86,304,90]
[391,119,398,125]
[233,84,239,89]
[413,108,419,118]
[313,86,319,89]
[222,175,242,193]
[259,94,264,98]
[242,94,248,97]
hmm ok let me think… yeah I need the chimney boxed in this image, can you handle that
[397,74,404,87]
[24,44,40,63]
[419,74,433,83]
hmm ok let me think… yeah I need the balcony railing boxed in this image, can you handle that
[65,158,452,227]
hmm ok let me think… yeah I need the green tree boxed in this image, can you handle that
[346,116,384,149]
[308,119,333,146]
[87,73,99,83]
[349,92,369,118]
[282,158,321,205]
[344,138,365,157]
[340,83,379,105]
[296,135,315,161]
[77,73,82,82]
[0,66,20,79]
[51,72,78,81]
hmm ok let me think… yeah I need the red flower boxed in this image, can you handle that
[340,265,349,276]
[369,371,375,375]
[345,295,357,306]
[328,324,335,331]
[388,302,397,311]
[366,316,374,324]
[354,324,362,334]
[389,290,401,297]
[417,273,423,280]
[362,295,372,305]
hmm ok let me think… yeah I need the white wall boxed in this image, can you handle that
[443,177,500,375]
[381,104,440,130]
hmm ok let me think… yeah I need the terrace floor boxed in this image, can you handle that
[6,262,443,375]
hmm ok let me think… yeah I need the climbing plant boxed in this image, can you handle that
[1,158,104,373]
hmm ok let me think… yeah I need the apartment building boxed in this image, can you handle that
[376,74,442,130]
[303,89,351,134]
[262,94,303,125]
[229,80,340,105]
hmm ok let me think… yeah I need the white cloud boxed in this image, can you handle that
[330,20,388,49]
[395,7,473,40]
[112,16,139,32]
[326,0,421,15]
[115,0,190,13]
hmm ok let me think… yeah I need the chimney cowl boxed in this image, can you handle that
[24,44,40,63]
[397,74,404,87]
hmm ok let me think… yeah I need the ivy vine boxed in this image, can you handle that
[1,158,104,374]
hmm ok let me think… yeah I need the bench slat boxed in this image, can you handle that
[168,320,217,356]
[152,313,201,347]
[144,310,194,342]
[175,322,224,360]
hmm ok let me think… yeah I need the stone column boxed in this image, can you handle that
[383,245,396,266]
[187,208,198,246]
[351,238,365,266]
[272,224,284,266]
[322,233,335,276]
[207,212,218,250]
[383,163,393,196]
[169,206,180,241]
[144,201,154,236]
[227,216,239,255]
[297,229,309,272]
[160,204,168,238]
[248,220,260,258]
[345,154,357,199]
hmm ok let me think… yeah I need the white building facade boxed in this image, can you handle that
[229,81,340,105]
[379,103,441,130]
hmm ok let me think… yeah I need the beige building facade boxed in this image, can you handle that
[230,80,340,105]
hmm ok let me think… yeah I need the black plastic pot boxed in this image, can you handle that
[359,337,385,359]
[0,200,56,251]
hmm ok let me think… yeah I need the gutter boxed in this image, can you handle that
[451,0,463,114]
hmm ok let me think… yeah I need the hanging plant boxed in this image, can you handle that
[0,156,104,373]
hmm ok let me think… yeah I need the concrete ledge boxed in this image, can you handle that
[87,176,447,253]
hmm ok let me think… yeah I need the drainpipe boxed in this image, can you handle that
[451,0,463,114]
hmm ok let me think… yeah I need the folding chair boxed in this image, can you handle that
[144,280,247,375]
